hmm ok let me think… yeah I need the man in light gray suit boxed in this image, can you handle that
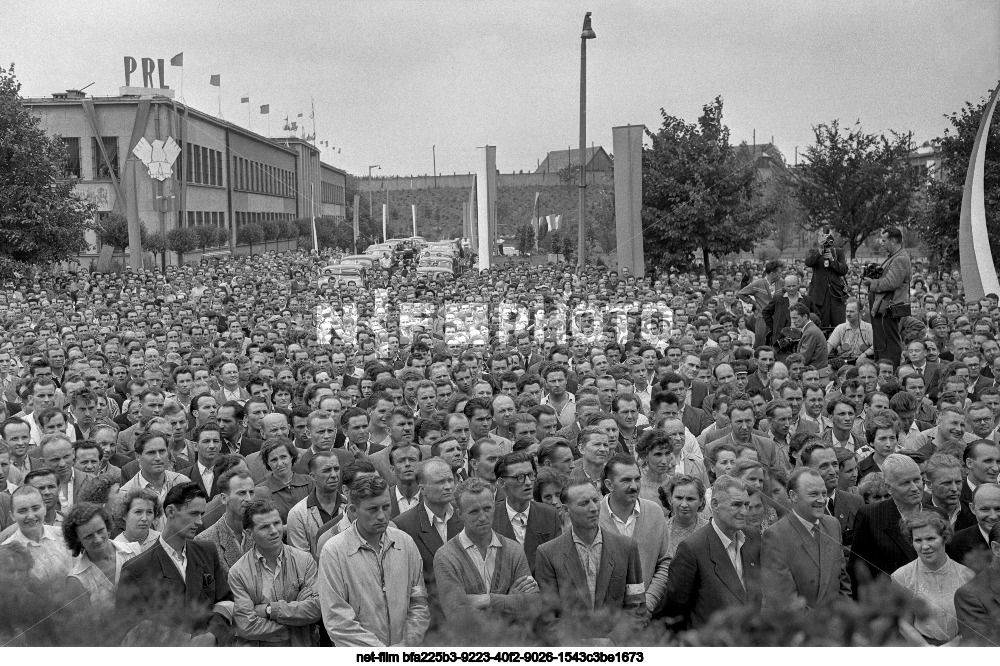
[762,468,851,610]
[863,226,911,368]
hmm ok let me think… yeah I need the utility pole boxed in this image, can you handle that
[368,164,380,218]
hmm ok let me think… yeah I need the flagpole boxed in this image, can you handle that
[179,65,184,101]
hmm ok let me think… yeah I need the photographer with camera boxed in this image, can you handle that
[762,273,813,362]
[804,228,848,335]
[864,226,912,369]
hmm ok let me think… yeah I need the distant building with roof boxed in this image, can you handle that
[535,146,612,173]
[734,142,788,182]
[904,140,943,180]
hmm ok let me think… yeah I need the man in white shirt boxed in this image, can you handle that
[119,431,191,507]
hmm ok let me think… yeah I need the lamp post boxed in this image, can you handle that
[578,12,596,272]
[368,164,381,218]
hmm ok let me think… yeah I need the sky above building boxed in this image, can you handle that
[5,0,998,178]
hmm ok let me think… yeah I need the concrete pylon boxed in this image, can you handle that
[476,146,497,270]
[613,125,645,277]
[959,84,1000,302]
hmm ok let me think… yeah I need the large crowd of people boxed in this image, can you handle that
[1,225,999,647]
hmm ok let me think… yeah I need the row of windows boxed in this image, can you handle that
[184,143,225,187]
[177,210,227,228]
[321,180,346,205]
[56,136,343,200]
[233,156,295,198]
[235,211,294,228]
[59,136,118,180]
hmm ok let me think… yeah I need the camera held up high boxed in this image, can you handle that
[862,263,884,280]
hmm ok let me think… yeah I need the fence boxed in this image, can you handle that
[355,171,613,192]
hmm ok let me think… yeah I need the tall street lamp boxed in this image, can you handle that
[368,164,381,218]
[578,11,596,272]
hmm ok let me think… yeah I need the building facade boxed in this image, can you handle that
[24,90,347,264]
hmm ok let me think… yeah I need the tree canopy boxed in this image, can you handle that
[791,120,920,258]
[641,96,771,276]
[912,84,1000,271]
[0,64,95,277]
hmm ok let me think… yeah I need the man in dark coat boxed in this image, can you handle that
[804,230,849,334]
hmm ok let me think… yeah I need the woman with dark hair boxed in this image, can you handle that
[892,511,974,645]
[257,438,311,522]
[63,502,140,611]
[533,467,570,532]
[113,488,162,551]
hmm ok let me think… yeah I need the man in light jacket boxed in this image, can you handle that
[318,475,429,647]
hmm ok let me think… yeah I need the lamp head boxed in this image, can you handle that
[582,12,596,39]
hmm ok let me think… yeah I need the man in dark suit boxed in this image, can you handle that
[763,274,813,352]
[804,229,848,333]
[180,422,225,499]
[392,458,463,620]
[960,439,1000,507]
[737,259,783,347]
[801,443,863,550]
[762,468,851,610]
[657,475,763,628]
[657,373,711,436]
[922,453,977,532]
[849,454,924,595]
[947,483,1000,573]
[790,303,829,370]
[492,452,561,572]
[900,340,942,400]
[116,482,234,646]
[534,480,645,645]
[954,522,1000,646]
[864,227,911,368]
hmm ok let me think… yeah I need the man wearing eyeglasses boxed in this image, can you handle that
[492,451,562,573]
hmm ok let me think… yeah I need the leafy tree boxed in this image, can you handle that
[791,119,921,258]
[912,84,1000,271]
[262,220,280,251]
[0,64,96,277]
[166,227,197,263]
[514,222,535,255]
[238,223,265,254]
[281,219,297,241]
[97,212,147,251]
[145,231,168,268]
[642,96,772,276]
[767,176,805,254]
[193,225,218,249]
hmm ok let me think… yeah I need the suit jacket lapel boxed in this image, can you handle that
[494,503,515,540]
[594,532,615,607]
[418,503,444,551]
[560,536,592,608]
[707,526,747,602]
[152,543,184,594]
[788,514,820,567]
[884,504,915,556]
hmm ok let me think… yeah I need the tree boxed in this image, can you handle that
[912,84,1000,271]
[768,175,805,255]
[238,223,264,254]
[166,227,197,263]
[642,97,772,276]
[791,119,921,258]
[514,222,536,255]
[145,231,168,268]
[262,220,280,250]
[0,64,96,277]
[97,212,147,251]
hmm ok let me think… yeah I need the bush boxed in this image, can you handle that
[262,220,281,243]
[98,213,147,250]
[165,227,197,256]
[237,223,264,248]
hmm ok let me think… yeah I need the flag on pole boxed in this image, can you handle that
[240,95,249,103]
[170,52,184,66]
[260,105,269,114]
[209,74,220,86]
[297,113,303,119]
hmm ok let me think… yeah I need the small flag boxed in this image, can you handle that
[260,104,269,114]
[170,52,184,67]
[209,74,220,86]
[290,122,298,130]
[297,113,303,118]
[240,95,249,103]
[337,149,341,154]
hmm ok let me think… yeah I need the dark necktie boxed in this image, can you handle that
[827,497,835,516]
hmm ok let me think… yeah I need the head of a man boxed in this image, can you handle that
[882,454,924,510]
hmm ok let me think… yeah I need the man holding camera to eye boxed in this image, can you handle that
[863,227,911,370]
[804,228,848,335]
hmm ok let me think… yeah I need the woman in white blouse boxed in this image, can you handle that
[112,488,161,552]
[891,511,975,646]
[63,502,140,612]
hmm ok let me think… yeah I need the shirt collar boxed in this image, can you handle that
[159,535,186,560]
[426,502,454,525]
[711,518,745,550]
[602,494,640,522]
[571,526,603,548]
[458,529,502,552]
[506,501,531,523]
[792,509,818,533]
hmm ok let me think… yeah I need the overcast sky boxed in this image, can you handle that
[5,0,998,177]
